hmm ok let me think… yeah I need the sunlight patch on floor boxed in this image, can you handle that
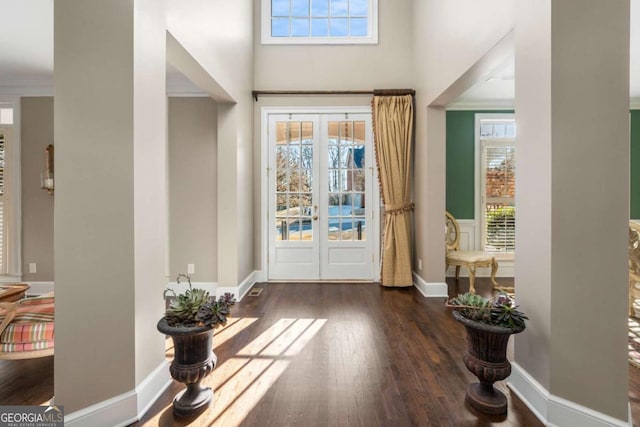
[236,318,298,356]
[214,317,259,349]
[150,317,327,426]
[209,318,327,427]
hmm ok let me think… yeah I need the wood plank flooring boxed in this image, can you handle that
[136,279,542,426]
[0,356,53,406]
[1,278,638,426]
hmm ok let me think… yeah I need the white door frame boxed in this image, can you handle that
[260,106,381,282]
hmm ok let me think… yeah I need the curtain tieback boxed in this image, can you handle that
[384,202,415,215]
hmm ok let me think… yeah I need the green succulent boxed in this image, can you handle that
[163,274,236,328]
[446,292,527,330]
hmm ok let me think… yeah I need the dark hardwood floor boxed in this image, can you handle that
[136,279,542,426]
[1,278,638,426]
[0,356,53,406]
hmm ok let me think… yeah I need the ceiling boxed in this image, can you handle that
[455,0,640,107]
[0,0,638,104]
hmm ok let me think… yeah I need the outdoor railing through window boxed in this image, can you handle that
[484,203,515,252]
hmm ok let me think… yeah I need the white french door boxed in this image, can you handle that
[266,111,379,281]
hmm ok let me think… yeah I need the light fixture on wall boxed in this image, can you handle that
[41,144,54,195]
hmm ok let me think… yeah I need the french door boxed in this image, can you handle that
[267,112,379,281]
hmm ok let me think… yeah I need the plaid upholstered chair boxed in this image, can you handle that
[629,222,640,317]
[0,293,54,359]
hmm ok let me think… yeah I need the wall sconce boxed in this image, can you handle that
[41,144,54,195]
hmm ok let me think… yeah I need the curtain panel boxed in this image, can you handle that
[371,95,414,287]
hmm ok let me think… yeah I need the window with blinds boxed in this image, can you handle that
[479,118,515,253]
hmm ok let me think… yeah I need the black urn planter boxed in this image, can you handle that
[157,318,217,417]
[452,311,524,416]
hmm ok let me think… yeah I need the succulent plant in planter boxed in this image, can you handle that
[163,274,236,328]
[158,274,236,418]
[446,292,528,416]
[446,292,527,330]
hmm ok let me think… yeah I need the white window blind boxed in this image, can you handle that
[479,119,515,253]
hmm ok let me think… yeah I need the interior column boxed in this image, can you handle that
[513,0,630,422]
[54,0,168,417]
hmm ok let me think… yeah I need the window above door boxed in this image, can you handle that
[261,0,378,45]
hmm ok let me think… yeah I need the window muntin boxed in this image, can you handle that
[263,0,378,44]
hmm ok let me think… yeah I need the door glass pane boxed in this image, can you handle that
[353,170,365,191]
[275,120,314,241]
[301,122,313,144]
[327,120,366,241]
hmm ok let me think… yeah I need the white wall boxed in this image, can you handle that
[416,0,514,105]
[21,97,54,282]
[168,97,218,282]
[167,0,253,102]
[254,0,414,90]
[167,0,255,285]
[412,0,514,287]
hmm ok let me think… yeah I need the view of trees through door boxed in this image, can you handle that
[267,111,379,281]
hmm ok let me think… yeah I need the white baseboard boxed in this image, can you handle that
[412,272,449,298]
[217,270,260,301]
[164,271,261,302]
[65,361,171,427]
[508,362,632,427]
[64,390,137,427]
[165,281,218,296]
[135,360,171,420]
[254,270,267,283]
[25,281,55,295]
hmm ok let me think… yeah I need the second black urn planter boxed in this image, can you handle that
[452,310,524,415]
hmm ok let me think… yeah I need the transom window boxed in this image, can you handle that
[262,0,378,44]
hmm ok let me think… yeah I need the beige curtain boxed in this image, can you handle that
[372,94,414,287]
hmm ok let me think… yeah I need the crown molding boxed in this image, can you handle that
[446,98,514,111]
[166,75,208,97]
[0,77,207,98]
[449,98,640,111]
